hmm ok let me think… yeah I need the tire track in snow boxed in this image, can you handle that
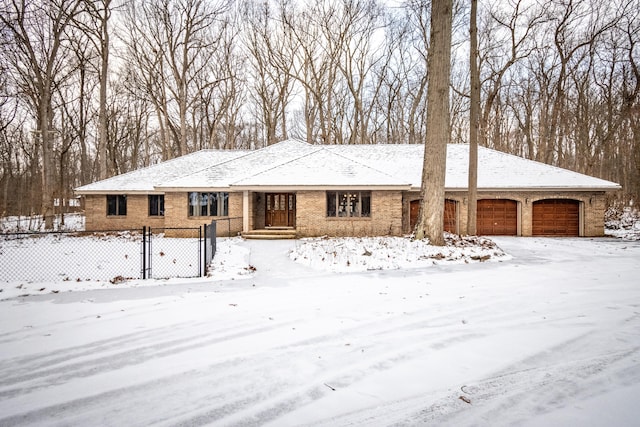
[309,315,640,427]
[398,347,640,426]
[0,298,496,426]
[0,316,298,400]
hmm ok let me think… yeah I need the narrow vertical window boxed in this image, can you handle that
[327,192,337,217]
[149,195,164,216]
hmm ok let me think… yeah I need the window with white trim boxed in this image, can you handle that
[188,192,229,217]
[327,191,371,218]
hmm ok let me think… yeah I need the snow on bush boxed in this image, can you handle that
[0,213,85,232]
[289,233,511,272]
[605,207,640,240]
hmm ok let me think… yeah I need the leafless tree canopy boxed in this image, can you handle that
[1,0,638,217]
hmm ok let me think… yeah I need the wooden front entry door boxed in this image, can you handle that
[265,193,295,227]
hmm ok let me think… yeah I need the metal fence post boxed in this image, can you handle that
[198,225,203,277]
[148,227,153,279]
[141,226,147,279]
[211,220,217,258]
[203,223,207,277]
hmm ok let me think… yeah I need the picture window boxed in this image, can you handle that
[326,191,371,218]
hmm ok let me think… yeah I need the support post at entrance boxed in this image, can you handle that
[243,190,249,233]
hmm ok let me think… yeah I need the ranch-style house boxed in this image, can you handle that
[74,139,621,238]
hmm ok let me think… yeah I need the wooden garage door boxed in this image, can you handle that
[443,199,457,233]
[477,199,517,235]
[532,199,579,236]
[410,199,457,233]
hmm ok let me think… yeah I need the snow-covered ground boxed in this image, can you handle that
[1,224,639,425]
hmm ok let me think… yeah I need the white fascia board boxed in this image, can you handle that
[470,186,621,192]
[408,186,621,192]
[229,185,412,192]
[155,186,232,192]
[74,190,165,195]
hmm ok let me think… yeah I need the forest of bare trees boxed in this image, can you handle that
[1,0,638,222]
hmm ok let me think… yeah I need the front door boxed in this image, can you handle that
[265,193,295,227]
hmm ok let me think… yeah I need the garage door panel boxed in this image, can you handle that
[532,199,579,236]
[477,199,518,235]
[443,199,457,233]
[410,199,457,233]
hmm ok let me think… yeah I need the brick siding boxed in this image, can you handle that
[403,190,608,237]
[83,189,609,238]
[83,194,165,231]
[295,190,403,237]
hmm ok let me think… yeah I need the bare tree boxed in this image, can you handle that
[330,0,386,145]
[122,0,229,158]
[282,2,342,145]
[0,0,82,228]
[243,0,294,146]
[467,0,479,235]
[414,0,453,245]
[76,0,113,180]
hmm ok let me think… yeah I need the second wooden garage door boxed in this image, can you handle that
[477,199,518,235]
[410,199,457,233]
[532,199,579,236]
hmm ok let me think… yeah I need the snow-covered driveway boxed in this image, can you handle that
[1,237,639,426]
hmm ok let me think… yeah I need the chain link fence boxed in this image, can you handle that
[214,216,243,238]
[0,225,212,283]
[0,213,85,233]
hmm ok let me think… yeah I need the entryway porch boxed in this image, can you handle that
[241,226,297,240]
[242,191,298,239]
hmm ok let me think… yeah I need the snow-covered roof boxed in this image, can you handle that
[329,143,621,191]
[75,139,621,194]
[157,139,322,190]
[74,149,248,194]
[230,148,410,189]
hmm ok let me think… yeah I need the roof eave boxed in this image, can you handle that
[437,186,622,192]
[74,189,161,195]
[230,184,412,191]
[155,186,231,192]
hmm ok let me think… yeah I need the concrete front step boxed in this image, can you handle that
[242,229,297,240]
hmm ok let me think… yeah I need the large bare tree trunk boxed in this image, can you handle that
[414,0,453,246]
[97,0,110,180]
[39,100,55,229]
[467,0,479,236]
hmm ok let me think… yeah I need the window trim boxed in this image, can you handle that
[326,191,371,218]
[188,192,229,217]
[106,194,127,216]
[148,194,165,217]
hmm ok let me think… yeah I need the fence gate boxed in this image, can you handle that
[204,221,217,272]
[141,226,151,279]
[141,226,205,279]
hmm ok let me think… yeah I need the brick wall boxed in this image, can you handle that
[164,192,243,237]
[295,190,403,237]
[83,194,165,231]
[84,189,609,238]
[83,192,244,237]
[402,190,608,237]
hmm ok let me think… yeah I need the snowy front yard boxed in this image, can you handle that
[0,234,639,426]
